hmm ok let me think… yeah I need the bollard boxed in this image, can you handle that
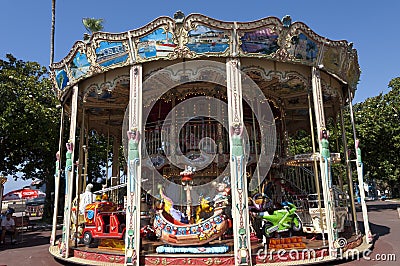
[397,207,400,219]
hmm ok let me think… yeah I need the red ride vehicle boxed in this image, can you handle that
[81,201,126,246]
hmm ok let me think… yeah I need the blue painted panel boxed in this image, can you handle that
[96,41,128,67]
[55,69,68,90]
[69,52,90,79]
[288,33,318,62]
[187,25,229,54]
[138,28,176,59]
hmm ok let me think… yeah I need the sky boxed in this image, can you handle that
[1,0,400,193]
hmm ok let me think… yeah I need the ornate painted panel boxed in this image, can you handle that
[95,41,129,67]
[137,28,176,59]
[240,27,279,55]
[69,51,90,80]
[186,25,229,54]
[287,33,318,62]
[55,69,69,90]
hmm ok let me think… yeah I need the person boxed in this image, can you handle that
[1,211,17,245]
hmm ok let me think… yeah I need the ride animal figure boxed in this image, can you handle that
[195,197,213,223]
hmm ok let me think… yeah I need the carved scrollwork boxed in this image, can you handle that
[168,46,196,60]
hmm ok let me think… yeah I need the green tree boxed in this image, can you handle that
[350,77,400,197]
[0,54,60,219]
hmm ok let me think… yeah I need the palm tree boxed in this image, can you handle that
[82,18,104,41]
[50,0,56,66]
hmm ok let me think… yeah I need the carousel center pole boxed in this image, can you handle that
[180,166,194,222]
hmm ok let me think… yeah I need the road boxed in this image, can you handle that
[0,201,398,266]
[0,225,64,266]
[334,200,400,265]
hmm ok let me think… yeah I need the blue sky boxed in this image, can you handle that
[1,1,400,192]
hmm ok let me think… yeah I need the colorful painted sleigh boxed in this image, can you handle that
[153,210,229,246]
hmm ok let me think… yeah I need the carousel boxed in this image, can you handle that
[49,12,372,266]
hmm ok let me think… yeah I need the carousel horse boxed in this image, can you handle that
[195,196,214,223]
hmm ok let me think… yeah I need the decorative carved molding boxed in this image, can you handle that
[51,14,360,98]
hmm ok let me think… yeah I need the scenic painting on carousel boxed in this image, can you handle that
[187,25,229,54]
[240,27,279,55]
[137,28,176,59]
[55,69,68,90]
[95,41,129,67]
[69,51,90,80]
[287,33,318,62]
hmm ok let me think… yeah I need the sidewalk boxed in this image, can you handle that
[0,226,64,266]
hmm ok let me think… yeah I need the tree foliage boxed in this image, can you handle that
[0,54,61,221]
[0,54,60,180]
[352,78,400,196]
[82,17,104,41]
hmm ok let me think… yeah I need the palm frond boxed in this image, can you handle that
[82,18,104,34]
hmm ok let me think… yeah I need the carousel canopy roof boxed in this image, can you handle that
[51,12,360,99]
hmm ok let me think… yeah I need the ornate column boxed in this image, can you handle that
[311,67,337,257]
[347,88,372,243]
[339,104,358,234]
[62,85,79,257]
[125,64,143,265]
[226,58,252,266]
[51,106,64,246]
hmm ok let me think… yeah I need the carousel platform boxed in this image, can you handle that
[49,233,371,265]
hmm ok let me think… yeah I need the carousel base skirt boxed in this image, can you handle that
[49,235,371,265]
[156,244,229,253]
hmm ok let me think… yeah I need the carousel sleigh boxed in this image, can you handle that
[153,210,228,246]
[153,167,230,246]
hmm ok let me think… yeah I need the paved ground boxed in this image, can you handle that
[0,200,398,266]
[334,200,400,265]
[0,226,65,266]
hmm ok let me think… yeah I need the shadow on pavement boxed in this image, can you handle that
[0,227,57,250]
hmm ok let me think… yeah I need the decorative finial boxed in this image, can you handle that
[282,15,292,28]
[174,10,185,24]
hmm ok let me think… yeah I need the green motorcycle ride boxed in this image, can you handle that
[255,201,302,238]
